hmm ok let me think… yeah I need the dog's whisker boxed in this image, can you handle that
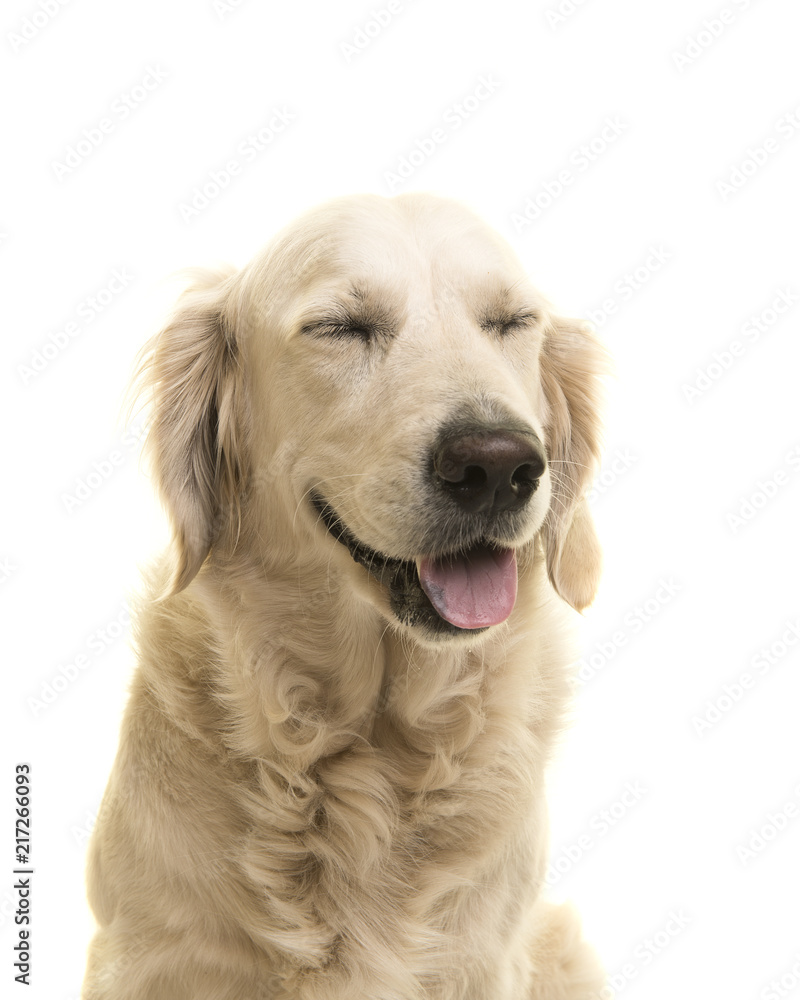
[547,458,593,471]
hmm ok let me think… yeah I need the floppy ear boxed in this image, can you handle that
[133,267,245,595]
[539,315,608,612]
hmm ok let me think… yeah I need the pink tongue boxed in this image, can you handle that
[418,545,517,630]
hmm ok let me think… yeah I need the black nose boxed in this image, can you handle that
[432,429,547,514]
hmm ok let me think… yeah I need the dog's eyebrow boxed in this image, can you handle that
[478,285,541,328]
[347,282,402,321]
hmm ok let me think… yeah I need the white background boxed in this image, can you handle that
[3,0,800,997]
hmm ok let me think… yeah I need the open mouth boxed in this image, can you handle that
[312,494,518,636]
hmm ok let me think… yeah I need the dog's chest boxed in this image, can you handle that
[231,604,567,995]
[268,657,548,985]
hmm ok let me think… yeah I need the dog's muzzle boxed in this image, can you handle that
[311,428,546,637]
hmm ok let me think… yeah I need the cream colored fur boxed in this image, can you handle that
[82,193,609,999]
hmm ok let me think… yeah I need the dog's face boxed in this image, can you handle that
[140,194,606,644]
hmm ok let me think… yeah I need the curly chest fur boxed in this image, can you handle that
[209,622,566,995]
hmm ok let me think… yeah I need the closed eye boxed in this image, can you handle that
[299,281,400,344]
[300,315,379,341]
[481,311,540,336]
[304,321,375,340]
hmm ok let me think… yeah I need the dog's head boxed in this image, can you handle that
[136,194,607,643]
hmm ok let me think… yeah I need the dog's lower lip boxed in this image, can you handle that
[311,493,404,587]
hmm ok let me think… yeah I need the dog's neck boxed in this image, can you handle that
[163,541,560,770]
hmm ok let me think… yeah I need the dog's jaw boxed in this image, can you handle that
[311,493,492,639]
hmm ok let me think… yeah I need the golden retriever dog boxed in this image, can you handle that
[82,193,609,1000]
